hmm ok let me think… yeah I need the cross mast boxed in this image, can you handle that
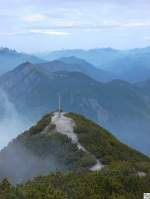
[58,93,61,118]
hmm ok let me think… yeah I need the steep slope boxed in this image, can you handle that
[0,112,149,184]
[1,64,150,156]
[0,47,44,75]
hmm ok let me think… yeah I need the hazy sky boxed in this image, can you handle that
[0,0,150,52]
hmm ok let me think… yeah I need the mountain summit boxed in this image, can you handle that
[0,111,149,184]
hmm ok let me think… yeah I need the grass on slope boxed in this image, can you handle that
[14,113,96,171]
[1,161,150,199]
[67,113,150,164]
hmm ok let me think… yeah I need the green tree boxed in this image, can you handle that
[0,179,16,199]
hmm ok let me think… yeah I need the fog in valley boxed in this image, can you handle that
[0,89,29,150]
[0,142,66,184]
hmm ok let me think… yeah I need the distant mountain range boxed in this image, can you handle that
[1,46,150,82]
[37,48,122,68]
[37,47,150,82]
[0,47,44,75]
[1,61,150,156]
[37,56,116,82]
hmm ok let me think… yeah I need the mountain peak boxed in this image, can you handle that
[0,111,149,183]
[13,61,35,72]
[20,61,32,66]
[51,112,103,171]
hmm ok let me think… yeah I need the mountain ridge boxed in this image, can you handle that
[1,63,150,156]
[0,111,149,184]
[37,47,150,82]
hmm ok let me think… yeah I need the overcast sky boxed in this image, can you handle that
[0,0,150,53]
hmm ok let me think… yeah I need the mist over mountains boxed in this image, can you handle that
[38,57,116,82]
[1,57,150,156]
[0,89,30,149]
[1,47,150,156]
[2,46,150,82]
[38,47,150,82]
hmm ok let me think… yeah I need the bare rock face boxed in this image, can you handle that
[52,112,83,150]
[51,112,103,171]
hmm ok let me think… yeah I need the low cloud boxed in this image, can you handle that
[24,14,49,22]
[0,31,27,36]
[30,28,70,36]
[144,36,150,40]
[0,29,70,37]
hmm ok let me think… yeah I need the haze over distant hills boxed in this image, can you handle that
[37,48,122,67]
[1,61,150,156]
[38,47,150,82]
[1,46,150,82]
[37,56,116,82]
[1,47,150,156]
[0,48,44,75]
